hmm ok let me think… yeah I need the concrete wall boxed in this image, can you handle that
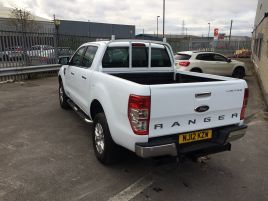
[255,0,268,26]
[252,17,268,105]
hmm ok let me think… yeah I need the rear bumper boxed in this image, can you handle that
[135,124,247,158]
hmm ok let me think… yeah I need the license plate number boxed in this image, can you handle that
[179,130,212,144]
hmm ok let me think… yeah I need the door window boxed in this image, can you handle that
[70,46,86,66]
[213,54,227,62]
[81,46,98,68]
[196,53,214,61]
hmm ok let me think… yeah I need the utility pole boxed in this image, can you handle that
[229,20,233,47]
[157,16,160,38]
[88,20,91,37]
[208,22,211,49]
[182,20,185,35]
[163,0,165,39]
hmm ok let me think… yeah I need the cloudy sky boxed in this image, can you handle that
[1,0,258,36]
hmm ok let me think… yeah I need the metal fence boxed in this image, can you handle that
[168,37,251,57]
[0,29,252,69]
[0,30,108,68]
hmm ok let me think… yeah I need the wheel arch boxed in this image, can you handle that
[190,67,203,73]
[90,99,105,120]
[234,65,245,71]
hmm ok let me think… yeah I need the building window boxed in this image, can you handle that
[253,35,264,60]
[258,38,263,59]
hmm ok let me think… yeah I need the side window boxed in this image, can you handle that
[214,54,227,62]
[102,47,129,68]
[151,47,171,67]
[196,54,214,61]
[81,46,98,68]
[132,46,148,67]
[70,47,86,66]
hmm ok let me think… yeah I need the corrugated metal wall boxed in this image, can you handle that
[58,20,135,38]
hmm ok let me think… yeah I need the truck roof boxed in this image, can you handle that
[82,39,170,48]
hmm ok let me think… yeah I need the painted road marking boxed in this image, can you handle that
[108,175,153,201]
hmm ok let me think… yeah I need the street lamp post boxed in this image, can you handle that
[157,16,160,38]
[88,20,91,38]
[163,0,165,39]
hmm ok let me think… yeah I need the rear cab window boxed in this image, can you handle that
[102,43,172,69]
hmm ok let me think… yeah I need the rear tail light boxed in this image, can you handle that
[40,57,49,62]
[128,95,150,135]
[240,88,249,120]
[178,61,190,67]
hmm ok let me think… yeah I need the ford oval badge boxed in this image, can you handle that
[195,105,209,113]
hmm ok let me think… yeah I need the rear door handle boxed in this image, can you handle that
[71,72,75,75]
[81,76,87,80]
[195,92,211,98]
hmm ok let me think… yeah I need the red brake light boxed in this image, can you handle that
[240,88,249,120]
[128,95,150,135]
[178,61,190,67]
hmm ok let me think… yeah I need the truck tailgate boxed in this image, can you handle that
[149,80,247,137]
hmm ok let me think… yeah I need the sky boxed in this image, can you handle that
[1,0,259,36]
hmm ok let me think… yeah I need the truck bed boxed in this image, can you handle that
[111,71,224,85]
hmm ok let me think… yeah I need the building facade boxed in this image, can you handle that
[252,0,268,105]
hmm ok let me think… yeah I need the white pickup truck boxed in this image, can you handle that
[58,39,248,165]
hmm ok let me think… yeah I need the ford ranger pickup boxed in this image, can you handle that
[58,39,248,164]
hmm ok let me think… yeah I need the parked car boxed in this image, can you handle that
[0,46,23,61]
[58,47,73,57]
[175,51,247,79]
[58,40,248,165]
[27,45,55,64]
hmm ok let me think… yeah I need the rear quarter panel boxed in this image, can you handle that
[90,72,151,151]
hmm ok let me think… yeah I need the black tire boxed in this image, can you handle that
[59,81,70,109]
[190,68,202,73]
[232,67,245,79]
[92,113,120,165]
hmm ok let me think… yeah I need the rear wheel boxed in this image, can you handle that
[59,81,70,109]
[232,67,245,79]
[92,113,121,165]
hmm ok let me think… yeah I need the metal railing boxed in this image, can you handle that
[0,64,61,82]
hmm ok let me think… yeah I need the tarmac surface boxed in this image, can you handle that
[0,62,268,201]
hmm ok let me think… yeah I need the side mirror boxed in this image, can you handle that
[227,58,232,63]
[58,56,70,65]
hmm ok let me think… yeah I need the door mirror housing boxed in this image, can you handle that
[58,56,70,65]
[227,58,232,63]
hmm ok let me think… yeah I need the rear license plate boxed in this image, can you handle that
[179,129,212,144]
